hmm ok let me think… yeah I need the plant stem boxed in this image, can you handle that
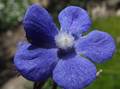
[52,81,57,89]
[33,81,46,89]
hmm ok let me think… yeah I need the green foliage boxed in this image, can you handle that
[0,0,30,31]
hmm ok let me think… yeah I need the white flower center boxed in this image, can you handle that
[55,32,74,49]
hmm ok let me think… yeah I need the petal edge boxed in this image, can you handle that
[75,30,116,63]
[14,42,58,81]
[23,4,58,48]
[53,56,96,89]
[59,6,92,37]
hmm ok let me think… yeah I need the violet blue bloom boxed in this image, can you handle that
[14,4,116,89]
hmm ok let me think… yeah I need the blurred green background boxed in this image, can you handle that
[0,0,120,89]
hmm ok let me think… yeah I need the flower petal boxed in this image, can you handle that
[23,4,58,48]
[59,6,92,37]
[53,56,96,89]
[75,30,116,63]
[14,42,58,81]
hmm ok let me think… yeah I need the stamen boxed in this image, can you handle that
[55,32,74,49]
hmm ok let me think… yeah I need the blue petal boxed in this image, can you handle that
[14,42,58,81]
[75,30,116,63]
[59,6,92,37]
[53,56,96,89]
[23,4,58,48]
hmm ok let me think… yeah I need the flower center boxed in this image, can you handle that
[55,32,74,50]
[57,48,76,59]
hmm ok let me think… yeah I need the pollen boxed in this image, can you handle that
[55,32,74,49]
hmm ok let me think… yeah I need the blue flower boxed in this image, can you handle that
[14,4,116,89]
